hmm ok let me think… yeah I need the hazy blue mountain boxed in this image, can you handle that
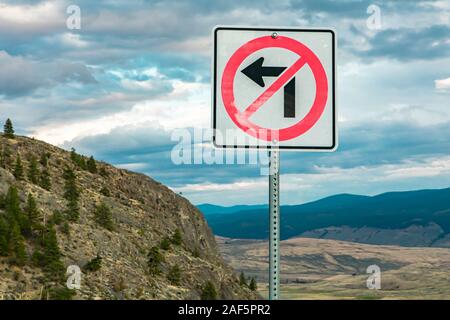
[197,203,268,215]
[200,187,450,247]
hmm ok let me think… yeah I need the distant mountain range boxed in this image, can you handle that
[199,188,450,247]
[197,204,268,215]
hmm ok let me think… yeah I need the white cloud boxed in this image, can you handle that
[435,77,450,90]
[32,80,210,145]
[174,156,450,205]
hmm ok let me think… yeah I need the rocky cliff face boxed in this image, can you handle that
[0,135,255,300]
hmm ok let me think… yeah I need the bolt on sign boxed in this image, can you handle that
[212,26,337,151]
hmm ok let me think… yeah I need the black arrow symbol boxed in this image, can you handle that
[241,57,296,118]
[241,57,286,88]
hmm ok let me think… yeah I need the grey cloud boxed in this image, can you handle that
[0,51,97,98]
[63,120,450,188]
[350,24,450,61]
[2,0,447,65]
[64,122,174,158]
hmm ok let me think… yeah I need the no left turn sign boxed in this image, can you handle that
[212,26,337,151]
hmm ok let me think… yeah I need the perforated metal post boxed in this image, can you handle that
[269,150,280,300]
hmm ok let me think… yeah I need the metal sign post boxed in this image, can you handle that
[269,150,280,300]
[212,26,337,301]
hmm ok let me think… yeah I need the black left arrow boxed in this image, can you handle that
[241,57,286,87]
[242,57,296,118]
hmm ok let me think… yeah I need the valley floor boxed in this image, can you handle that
[216,236,450,300]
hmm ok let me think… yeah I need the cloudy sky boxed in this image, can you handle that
[1,0,449,205]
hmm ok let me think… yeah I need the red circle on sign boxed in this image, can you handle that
[221,35,328,141]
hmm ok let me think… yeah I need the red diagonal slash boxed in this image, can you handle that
[241,57,307,119]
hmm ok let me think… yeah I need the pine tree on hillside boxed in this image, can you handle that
[3,118,15,139]
[83,254,102,272]
[63,167,79,200]
[0,217,8,256]
[28,156,39,184]
[66,198,79,222]
[0,145,12,168]
[79,156,87,170]
[40,153,49,167]
[42,223,64,281]
[167,265,182,285]
[5,186,21,222]
[70,148,87,170]
[93,202,114,231]
[24,193,40,229]
[39,167,51,191]
[200,281,218,300]
[171,229,183,246]
[87,156,97,174]
[63,167,80,221]
[70,148,78,164]
[5,186,30,237]
[249,277,257,291]
[13,154,24,180]
[147,246,164,275]
[9,221,27,265]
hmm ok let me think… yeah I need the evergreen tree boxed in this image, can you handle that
[70,148,78,164]
[39,153,49,167]
[87,156,97,174]
[160,237,171,250]
[200,281,217,300]
[0,145,12,168]
[3,118,15,138]
[5,186,21,223]
[70,148,86,170]
[39,167,51,191]
[41,223,64,281]
[24,193,39,229]
[79,157,87,170]
[63,167,80,221]
[147,246,164,275]
[239,272,248,287]
[9,221,27,265]
[13,154,24,180]
[0,194,5,209]
[28,156,39,184]
[171,229,183,246]
[63,167,79,200]
[5,186,30,237]
[83,254,102,272]
[249,277,257,291]
[66,198,79,222]
[93,202,114,231]
[0,217,8,256]
[167,265,182,285]
[60,222,70,236]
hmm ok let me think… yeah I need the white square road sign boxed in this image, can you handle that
[212,26,337,151]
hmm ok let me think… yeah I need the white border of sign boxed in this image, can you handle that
[211,25,338,152]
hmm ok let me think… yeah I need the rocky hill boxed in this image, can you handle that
[0,135,256,300]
